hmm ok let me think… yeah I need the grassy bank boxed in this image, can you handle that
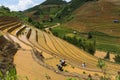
[51,25,73,38]
[51,25,120,54]
[0,33,2,37]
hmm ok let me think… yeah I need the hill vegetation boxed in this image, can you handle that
[24,0,67,22]
[0,35,19,75]
[24,0,95,22]
[0,6,44,30]
[41,0,67,5]
[0,6,28,23]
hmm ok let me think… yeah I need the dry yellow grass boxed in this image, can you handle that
[95,51,115,62]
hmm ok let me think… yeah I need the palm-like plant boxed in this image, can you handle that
[97,58,105,69]
[97,58,106,74]
[115,72,120,80]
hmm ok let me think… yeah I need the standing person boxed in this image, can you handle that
[56,64,63,71]
[60,59,66,66]
[82,62,86,68]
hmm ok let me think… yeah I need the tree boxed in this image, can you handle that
[28,17,33,23]
[49,17,53,22]
[104,51,110,60]
[87,40,96,55]
[88,32,93,39]
[78,38,82,48]
[115,72,120,80]
[1,6,10,12]
[85,0,96,1]
[42,0,67,5]
[97,58,106,72]
[72,36,78,45]
[70,0,85,11]
[97,58,105,69]
[63,35,67,40]
[32,22,44,29]
[53,31,59,37]
[114,55,120,64]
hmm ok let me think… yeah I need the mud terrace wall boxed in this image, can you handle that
[0,36,20,75]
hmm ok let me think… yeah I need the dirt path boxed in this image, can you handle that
[44,23,60,35]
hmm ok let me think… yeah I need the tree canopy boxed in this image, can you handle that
[41,0,67,5]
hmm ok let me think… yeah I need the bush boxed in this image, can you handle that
[115,72,120,80]
[28,17,33,23]
[83,71,86,74]
[66,78,77,80]
[88,32,93,39]
[100,76,110,80]
[0,6,10,12]
[0,68,18,80]
[104,52,110,60]
[41,0,67,5]
[52,31,59,36]
[97,58,105,69]
[114,55,120,64]
[62,35,96,55]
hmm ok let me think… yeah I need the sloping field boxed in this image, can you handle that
[0,16,120,80]
[65,0,120,36]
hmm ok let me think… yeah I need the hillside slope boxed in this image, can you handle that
[24,0,67,22]
[1,16,120,80]
[0,34,19,75]
[65,0,120,36]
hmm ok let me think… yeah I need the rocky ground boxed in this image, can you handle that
[0,35,20,75]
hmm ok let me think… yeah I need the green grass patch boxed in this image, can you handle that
[79,31,120,54]
[51,25,73,38]
[0,33,3,37]
[66,77,78,80]
[52,25,120,54]
[96,43,120,54]
[43,22,57,28]
[89,31,120,44]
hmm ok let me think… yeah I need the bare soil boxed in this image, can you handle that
[95,51,115,62]
[0,35,20,75]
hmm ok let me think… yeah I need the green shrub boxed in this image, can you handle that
[66,78,77,80]
[114,55,120,64]
[62,35,96,55]
[83,71,86,74]
[45,74,51,80]
[100,76,110,80]
[64,70,69,72]
[115,72,120,80]
[104,52,110,60]
[97,58,105,69]
[0,68,18,80]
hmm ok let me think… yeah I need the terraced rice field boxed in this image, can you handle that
[0,16,120,80]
